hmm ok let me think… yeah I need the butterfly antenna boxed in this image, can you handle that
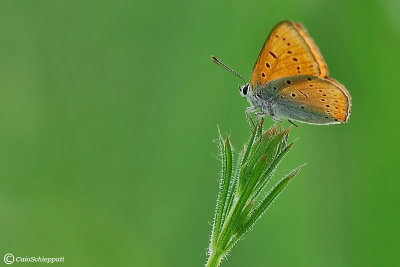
[211,55,247,84]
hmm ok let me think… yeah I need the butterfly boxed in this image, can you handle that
[212,20,351,126]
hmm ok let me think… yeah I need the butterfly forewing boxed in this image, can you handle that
[271,75,350,124]
[250,21,328,87]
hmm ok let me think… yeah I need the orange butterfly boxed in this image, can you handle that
[212,20,351,126]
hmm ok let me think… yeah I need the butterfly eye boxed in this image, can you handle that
[242,85,248,95]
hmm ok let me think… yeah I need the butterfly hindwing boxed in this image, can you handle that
[250,21,328,87]
[266,75,350,124]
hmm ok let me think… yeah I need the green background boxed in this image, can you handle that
[1,0,399,266]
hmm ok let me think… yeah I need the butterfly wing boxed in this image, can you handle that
[250,21,328,87]
[267,75,351,124]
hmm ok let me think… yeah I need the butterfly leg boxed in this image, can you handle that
[279,121,288,147]
[254,111,265,118]
[245,106,257,132]
[268,115,288,145]
[255,111,266,126]
[287,119,298,128]
[270,115,282,123]
[254,111,266,138]
[257,117,264,139]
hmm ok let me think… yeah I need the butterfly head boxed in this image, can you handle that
[239,83,250,98]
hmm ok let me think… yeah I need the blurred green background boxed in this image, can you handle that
[0,0,399,266]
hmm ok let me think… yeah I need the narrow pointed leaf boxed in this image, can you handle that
[225,165,303,251]
[220,138,234,226]
[235,200,253,234]
[220,154,268,247]
[245,166,303,232]
[239,128,278,191]
[213,137,233,242]
[247,128,290,192]
[252,142,295,200]
[241,123,259,165]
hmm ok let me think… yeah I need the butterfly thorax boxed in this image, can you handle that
[246,84,279,117]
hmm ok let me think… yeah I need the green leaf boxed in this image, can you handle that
[235,200,253,234]
[237,126,280,193]
[240,122,259,165]
[223,126,260,222]
[237,161,250,195]
[224,165,303,252]
[213,137,233,244]
[244,154,268,197]
[247,128,290,193]
[220,138,234,226]
[252,141,295,200]
[219,154,268,248]
[246,165,303,232]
